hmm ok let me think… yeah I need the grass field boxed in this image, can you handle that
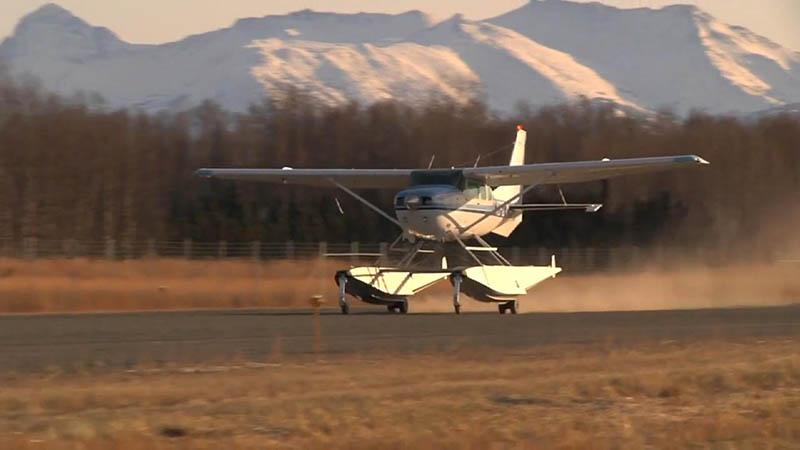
[0,257,797,314]
[0,338,797,449]
[1,258,798,448]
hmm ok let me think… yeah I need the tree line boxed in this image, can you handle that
[0,72,798,256]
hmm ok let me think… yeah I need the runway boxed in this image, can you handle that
[1,305,798,372]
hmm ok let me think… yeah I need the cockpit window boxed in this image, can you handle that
[463,179,492,200]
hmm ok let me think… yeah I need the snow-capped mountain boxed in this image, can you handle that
[1,1,798,115]
[489,1,800,114]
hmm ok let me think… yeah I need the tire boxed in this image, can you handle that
[341,303,350,315]
[454,305,461,314]
[398,299,408,314]
[509,301,518,315]
[498,304,506,314]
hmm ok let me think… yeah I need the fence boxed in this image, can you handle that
[0,238,788,273]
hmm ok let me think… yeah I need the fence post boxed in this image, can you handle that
[217,241,227,259]
[318,241,327,258]
[632,246,642,270]
[379,242,388,264]
[286,241,295,259]
[105,238,115,260]
[511,246,520,265]
[146,238,156,258]
[24,237,38,259]
[350,241,359,265]
[251,241,261,260]
[560,247,569,269]
[655,245,666,270]
[695,246,705,266]
[183,239,192,259]
[586,247,596,272]
[65,239,77,259]
[609,247,622,272]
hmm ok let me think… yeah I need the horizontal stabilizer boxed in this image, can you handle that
[510,203,602,212]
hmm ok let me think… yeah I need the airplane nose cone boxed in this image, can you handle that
[435,214,456,235]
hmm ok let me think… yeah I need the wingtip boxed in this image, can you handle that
[676,155,710,165]
[195,168,214,178]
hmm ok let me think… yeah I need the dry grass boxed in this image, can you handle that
[0,258,334,313]
[0,339,797,448]
[0,257,796,314]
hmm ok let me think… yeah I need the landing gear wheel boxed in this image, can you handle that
[341,303,350,314]
[386,300,408,314]
[454,305,461,314]
[499,300,518,315]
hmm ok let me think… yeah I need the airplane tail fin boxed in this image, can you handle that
[491,126,526,237]
[492,125,526,205]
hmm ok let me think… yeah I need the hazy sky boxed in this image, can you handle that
[3,0,799,51]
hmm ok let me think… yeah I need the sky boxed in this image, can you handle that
[2,0,799,51]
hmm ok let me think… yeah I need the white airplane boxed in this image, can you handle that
[197,125,708,314]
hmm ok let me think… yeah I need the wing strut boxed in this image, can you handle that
[451,234,485,267]
[474,235,512,266]
[327,178,404,230]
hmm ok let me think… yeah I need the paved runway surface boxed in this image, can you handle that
[1,305,798,372]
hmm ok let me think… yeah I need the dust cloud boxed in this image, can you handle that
[361,264,800,314]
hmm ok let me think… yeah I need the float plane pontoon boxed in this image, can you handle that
[197,126,708,314]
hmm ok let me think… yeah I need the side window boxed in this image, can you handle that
[422,196,433,206]
[395,196,405,207]
[463,178,481,199]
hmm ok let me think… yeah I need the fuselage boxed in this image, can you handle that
[394,184,511,241]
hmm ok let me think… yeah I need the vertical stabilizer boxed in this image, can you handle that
[491,125,526,237]
[492,125,526,204]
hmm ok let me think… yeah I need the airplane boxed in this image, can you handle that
[196,125,708,315]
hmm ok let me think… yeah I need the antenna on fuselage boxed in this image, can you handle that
[427,155,436,169]
[557,185,567,205]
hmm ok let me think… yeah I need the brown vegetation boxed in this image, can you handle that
[0,338,797,448]
[0,258,796,314]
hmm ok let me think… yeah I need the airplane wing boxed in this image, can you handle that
[194,168,414,188]
[196,155,708,188]
[463,155,709,186]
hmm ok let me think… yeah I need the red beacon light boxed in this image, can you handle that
[517,124,524,130]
